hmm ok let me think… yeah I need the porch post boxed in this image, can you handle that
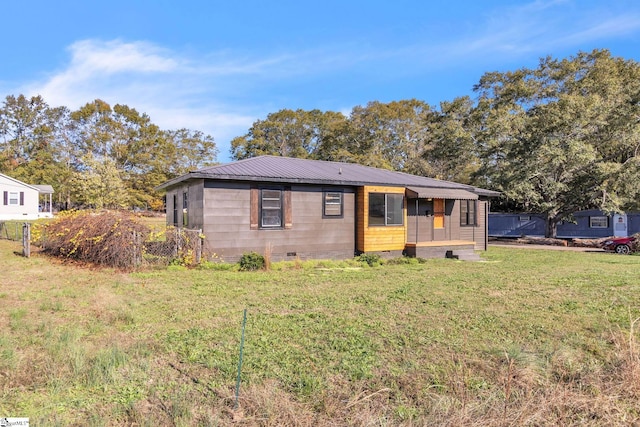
[415,199,418,244]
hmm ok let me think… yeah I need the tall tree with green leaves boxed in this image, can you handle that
[421,96,479,183]
[69,100,218,209]
[339,100,431,171]
[0,95,58,180]
[70,155,129,209]
[474,49,640,237]
[230,109,346,160]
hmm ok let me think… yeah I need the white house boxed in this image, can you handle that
[0,173,54,220]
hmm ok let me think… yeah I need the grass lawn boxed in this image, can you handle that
[1,240,639,425]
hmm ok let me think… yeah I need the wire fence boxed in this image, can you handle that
[2,221,204,267]
[0,221,27,242]
[142,227,204,267]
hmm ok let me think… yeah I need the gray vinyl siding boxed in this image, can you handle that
[201,181,356,262]
[406,198,456,242]
[406,199,433,243]
[165,181,203,229]
[459,200,487,250]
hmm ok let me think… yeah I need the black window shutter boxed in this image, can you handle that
[3,191,7,205]
[20,192,24,206]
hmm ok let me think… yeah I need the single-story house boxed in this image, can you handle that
[489,210,640,239]
[0,173,54,220]
[156,156,500,262]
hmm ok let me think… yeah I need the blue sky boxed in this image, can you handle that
[1,1,639,161]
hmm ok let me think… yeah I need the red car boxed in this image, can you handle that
[601,236,637,254]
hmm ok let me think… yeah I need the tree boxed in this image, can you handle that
[164,128,218,176]
[421,96,479,183]
[474,49,640,237]
[339,100,431,171]
[70,100,218,209]
[0,95,58,178]
[70,155,129,209]
[230,109,346,160]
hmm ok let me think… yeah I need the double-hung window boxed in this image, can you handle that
[8,192,19,205]
[3,191,24,206]
[368,193,403,226]
[261,189,283,228]
[460,200,477,226]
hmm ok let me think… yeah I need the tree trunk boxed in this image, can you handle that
[546,216,558,238]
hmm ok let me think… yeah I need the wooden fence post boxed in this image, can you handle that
[196,229,203,264]
[22,223,31,258]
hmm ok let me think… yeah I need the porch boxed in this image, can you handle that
[404,240,478,259]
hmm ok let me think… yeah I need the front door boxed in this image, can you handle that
[613,214,628,237]
[433,198,446,240]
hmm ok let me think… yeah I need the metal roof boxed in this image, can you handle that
[157,155,498,197]
[406,187,478,200]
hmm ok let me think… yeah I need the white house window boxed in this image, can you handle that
[589,216,608,228]
[323,191,343,217]
[8,192,19,205]
[261,189,283,228]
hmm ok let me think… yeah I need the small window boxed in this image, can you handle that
[8,192,19,206]
[172,194,178,226]
[460,200,477,226]
[261,189,283,228]
[182,192,188,227]
[323,191,343,217]
[368,193,403,226]
[589,216,608,228]
[519,215,531,221]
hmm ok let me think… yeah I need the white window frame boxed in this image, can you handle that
[589,216,608,228]
[260,189,283,228]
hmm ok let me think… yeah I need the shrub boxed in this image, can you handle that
[355,253,382,267]
[239,252,265,271]
[34,210,149,268]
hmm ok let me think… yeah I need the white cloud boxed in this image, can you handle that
[69,39,178,74]
[434,1,640,64]
[21,39,275,160]
[14,3,640,161]
[19,38,375,160]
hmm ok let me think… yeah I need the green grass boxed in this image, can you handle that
[1,240,640,425]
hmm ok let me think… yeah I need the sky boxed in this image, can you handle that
[1,0,639,162]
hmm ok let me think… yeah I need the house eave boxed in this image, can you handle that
[155,172,486,192]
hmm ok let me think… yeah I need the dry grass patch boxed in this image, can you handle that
[1,240,640,425]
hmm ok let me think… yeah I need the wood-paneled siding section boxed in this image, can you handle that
[356,186,407,253]
[459,200,488,250]
[201,181,355,261]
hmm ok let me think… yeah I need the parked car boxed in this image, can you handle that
[601,236,637,254]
